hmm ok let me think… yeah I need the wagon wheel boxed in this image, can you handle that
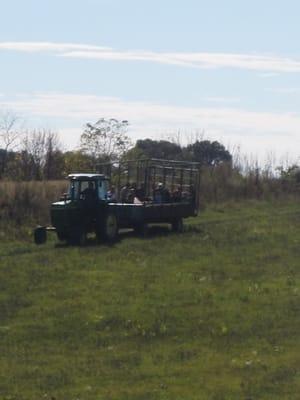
[134,222,149,237]
[171,218,183,233]
[98,213,119,242]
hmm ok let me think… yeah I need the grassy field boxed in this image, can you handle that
[0,200,299,399]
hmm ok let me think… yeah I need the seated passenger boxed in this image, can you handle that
[136,183,146,202]
[133,196,143,204]
[127,188,136,203]
[162,186,170,203]
[120,183,130,203]
[107,185,117,202]
[153,183,163,203]
[189,184,196,206]
[172,186,182,202]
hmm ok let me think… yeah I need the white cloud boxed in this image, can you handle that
[0,92,299,160]
[0,41,110,53]
[1,41,300,73]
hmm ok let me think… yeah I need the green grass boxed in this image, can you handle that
[0,200,300,399]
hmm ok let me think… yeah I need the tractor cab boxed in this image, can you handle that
[67,173,109,202]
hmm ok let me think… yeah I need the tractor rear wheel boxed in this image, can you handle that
[98,213,118,242]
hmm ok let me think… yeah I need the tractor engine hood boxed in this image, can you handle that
[50,200,77,231]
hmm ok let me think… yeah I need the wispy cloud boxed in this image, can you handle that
[0,41,110,53]
[205,97,241,104]
[264,87,300,94]
[1,41,300,73]
[63,50,300,73]
[1,92,299,157]
[258,72,281,78]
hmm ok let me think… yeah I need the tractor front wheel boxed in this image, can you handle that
[68,228,87,246]
[56,231,67,242]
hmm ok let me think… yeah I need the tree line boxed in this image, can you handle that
[0,113,299,188]
[0,115,235,180]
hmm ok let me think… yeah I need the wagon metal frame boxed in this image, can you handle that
[97,158,201,210]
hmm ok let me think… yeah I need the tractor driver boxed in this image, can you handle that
[81,181,97,204]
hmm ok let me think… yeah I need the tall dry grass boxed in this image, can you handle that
[0,180,68,229]
[199,163,300,205]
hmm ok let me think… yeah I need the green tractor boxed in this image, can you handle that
[34,173,118,245]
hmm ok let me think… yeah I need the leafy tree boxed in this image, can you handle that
[122,146,147,161]
[185,140,232,166]
[278,164,300,183]
[133,138,182,160]
[80,118,131,162]
[62,151,95,175]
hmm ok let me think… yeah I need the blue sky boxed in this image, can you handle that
[0,0,299,162]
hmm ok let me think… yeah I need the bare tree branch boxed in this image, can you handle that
[0,110,23,151]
